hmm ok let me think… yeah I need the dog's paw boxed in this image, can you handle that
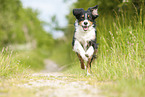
[87,73,91,76]
[87,70,92,76]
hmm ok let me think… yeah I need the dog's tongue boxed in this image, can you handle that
[83,27,88,31]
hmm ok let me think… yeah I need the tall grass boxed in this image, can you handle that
[0,47,47,77]
[63,5,145,82]
[94,7,145,80]
[0,47,24,77]
[61,6,145,96]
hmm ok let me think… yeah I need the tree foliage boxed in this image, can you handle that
[0,0,54,49]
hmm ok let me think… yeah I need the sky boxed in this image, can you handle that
[20,0,76,39]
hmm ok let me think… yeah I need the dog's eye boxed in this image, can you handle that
[81,15,84,19]
[81,17,84,19]
[88,15,92,19]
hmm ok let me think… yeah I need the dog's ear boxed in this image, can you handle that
[88,5,99,19]
[73,8,84,19]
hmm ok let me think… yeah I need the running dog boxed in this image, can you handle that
[72,5,99,75]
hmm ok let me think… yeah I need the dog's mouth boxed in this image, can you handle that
[82,26,89,31]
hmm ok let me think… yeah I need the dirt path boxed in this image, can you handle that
[18,59,103,97]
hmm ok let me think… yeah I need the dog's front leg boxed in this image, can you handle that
[85,46,94,75]
[73,40,88,61]
[85,46,94,58]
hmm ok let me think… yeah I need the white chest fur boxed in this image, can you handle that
[74,21,96,50]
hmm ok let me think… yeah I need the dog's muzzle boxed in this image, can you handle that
[82,20,90,31]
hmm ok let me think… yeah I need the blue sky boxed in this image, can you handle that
[21,0,76,38]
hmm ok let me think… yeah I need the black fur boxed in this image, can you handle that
[72,5,99,74]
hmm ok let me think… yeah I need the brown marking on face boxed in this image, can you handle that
[88,21,93,26]
[79,21,83,25]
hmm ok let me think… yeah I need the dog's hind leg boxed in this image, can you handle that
[87,57,92,75]
[86,49,98,75]
[77,53,86,69]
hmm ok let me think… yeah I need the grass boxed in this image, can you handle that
[94,8,145,81]
[0,75,40,97]
[50,42,74,67]
[14,50,46,71]
[62,7,145,97]
[0,47,50,78]
[64,9,145,79]
[102,79,145,97]
[0,47,51,97]
[0,47,24,77]
[0,4,144,97]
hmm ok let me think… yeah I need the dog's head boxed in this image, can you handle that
[73,5,99,31]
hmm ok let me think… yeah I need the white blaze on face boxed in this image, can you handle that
[81,13,90,31]
[85,13,87,20]
[80,13,93,31]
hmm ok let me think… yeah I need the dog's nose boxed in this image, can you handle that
[84,22,88,25]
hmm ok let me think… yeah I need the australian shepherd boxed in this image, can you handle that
[72,5,99,75]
